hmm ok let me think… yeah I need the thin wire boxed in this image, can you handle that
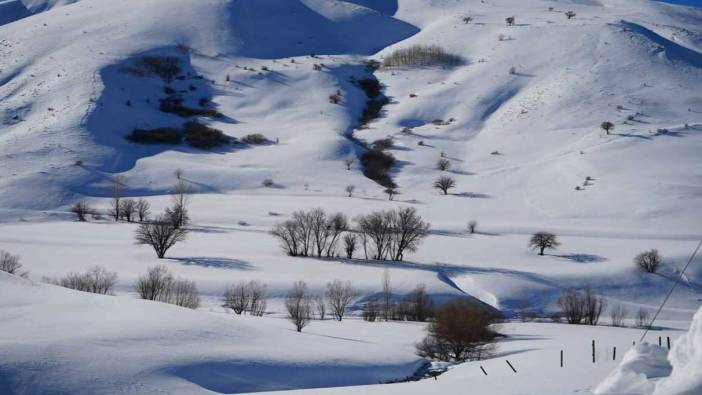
[640,238,702,343]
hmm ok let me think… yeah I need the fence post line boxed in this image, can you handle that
[560,350,563,367]
[592,340,596,363]
[613,346,616,361]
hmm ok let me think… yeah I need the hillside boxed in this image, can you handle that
[0,0,701,394]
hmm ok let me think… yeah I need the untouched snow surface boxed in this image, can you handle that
[0,0,701,394]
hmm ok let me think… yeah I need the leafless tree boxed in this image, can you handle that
[387,207,430,261]
[344,157,355,170]
[437,158,451,171]
[381,268,394,321]
[169,278,201,309]
[247,280,267,316]
[136,198,151,222]
[384,186,398,201]
[325,213,349,257]
[109,175,126,221]
[326,280,357,321]
[416,299,499,362]
[121,198,137,222]
[345,184,355,197]
[558,287,604,325]
[135,215,189,258]
[610,305,627,327]
[168,178,191,229]
[601,121,615,135]
[529,232,560,255]
[467,220,478,234]
[356,211,393,260]
[636,308,651,328]
[505,16,515,26]
[343,233,357,259]
[362,298,380,321]
[271,219,302,256]
[433,175,456,195]
[224,282,251,314]
[135,265,173,300]
[0,250,28,278]
[310,208,329,258]
[402,284,434,322]
[635,249,662,273]
[286,281,312,332]
[59,266,118,295]
[314,294,327,320]
[71,200,92,222]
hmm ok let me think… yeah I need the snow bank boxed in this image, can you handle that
[653,307,702,395]
[594,343,671,395]
[595,305,702,395]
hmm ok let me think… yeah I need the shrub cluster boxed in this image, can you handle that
[557,287,605,325]
[382,45,465,68]
[184,122,230,148]
[123,56,182,83]
[127,128,183,144]
[241,133,269,145]
[135,265,200,309]
[0,250,27,278]
[44,266,118,295]
[361,148,396,188]
[223,280,267,316]
[159,95,223,118]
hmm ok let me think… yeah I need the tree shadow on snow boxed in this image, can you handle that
[170,256,254,271]
[553,253,607,263]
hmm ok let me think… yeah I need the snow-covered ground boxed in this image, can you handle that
[1,0,701,394]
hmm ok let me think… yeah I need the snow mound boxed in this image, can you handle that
[653,306,702,395]
[595,305,702,395]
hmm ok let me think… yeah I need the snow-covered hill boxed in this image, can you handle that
[0,0,701,394]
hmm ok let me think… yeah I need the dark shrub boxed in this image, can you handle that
[361,148,396,188]
[372,138,394,150]
[159,96,223,118]
[242,133,269,144]
[382,45,465,68]
[127,128,183,144]
[184,122,230,148]
[134,56,181,83]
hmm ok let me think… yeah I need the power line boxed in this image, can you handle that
[640,238,702,342]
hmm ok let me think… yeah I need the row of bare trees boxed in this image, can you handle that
[272,207,430,262]
[223,280,267,316]
[44,266,118,295]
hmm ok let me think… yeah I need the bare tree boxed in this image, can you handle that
[433,175,456,195]
[314,294,327,320]
[387,207,430,261]
[136,198,151,222]
[271,219,302,256]
[505,16,515,26]
[558,287,604,325]
[416,299,499,362]
[286,281,312,332]
[381,268,394,321]
[247,280,267,316]
[610,305,627,327]
[558,289,585,324]
[437,158,451,171]
[343,233,357,259]
[345,184,355,197]
[0,250,28,278]
[135,265,173,300]
[326,280,357,321]
[135,215,188,258]
[109,175,126,221]
[169,278,201,309]
[635,249,662,273]
[601,121,615,135]
[71,200,92,222]
[121,198,137,222]
[467,220,478,234]
[325,213,349,257]
[168,178,191,229]
[363,298,380,321]
[636,308,651,328]
[59,266,118,295]
[224,282,251,314]
[356,211,393,260]
[402,284,434,322]
[529,232,560,255]
[344,157,355,170]
[384,186,398,201]
[310,208,329,257]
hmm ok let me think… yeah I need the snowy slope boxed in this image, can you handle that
[0,0,701,394]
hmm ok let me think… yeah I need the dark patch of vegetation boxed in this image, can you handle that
[131,56,182,83]
[184,122,230,148]
[127,127,183,144]
[361,148,396,188]
[159,96,223,118]
[382,45,465,68]
[241,133,269,145]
